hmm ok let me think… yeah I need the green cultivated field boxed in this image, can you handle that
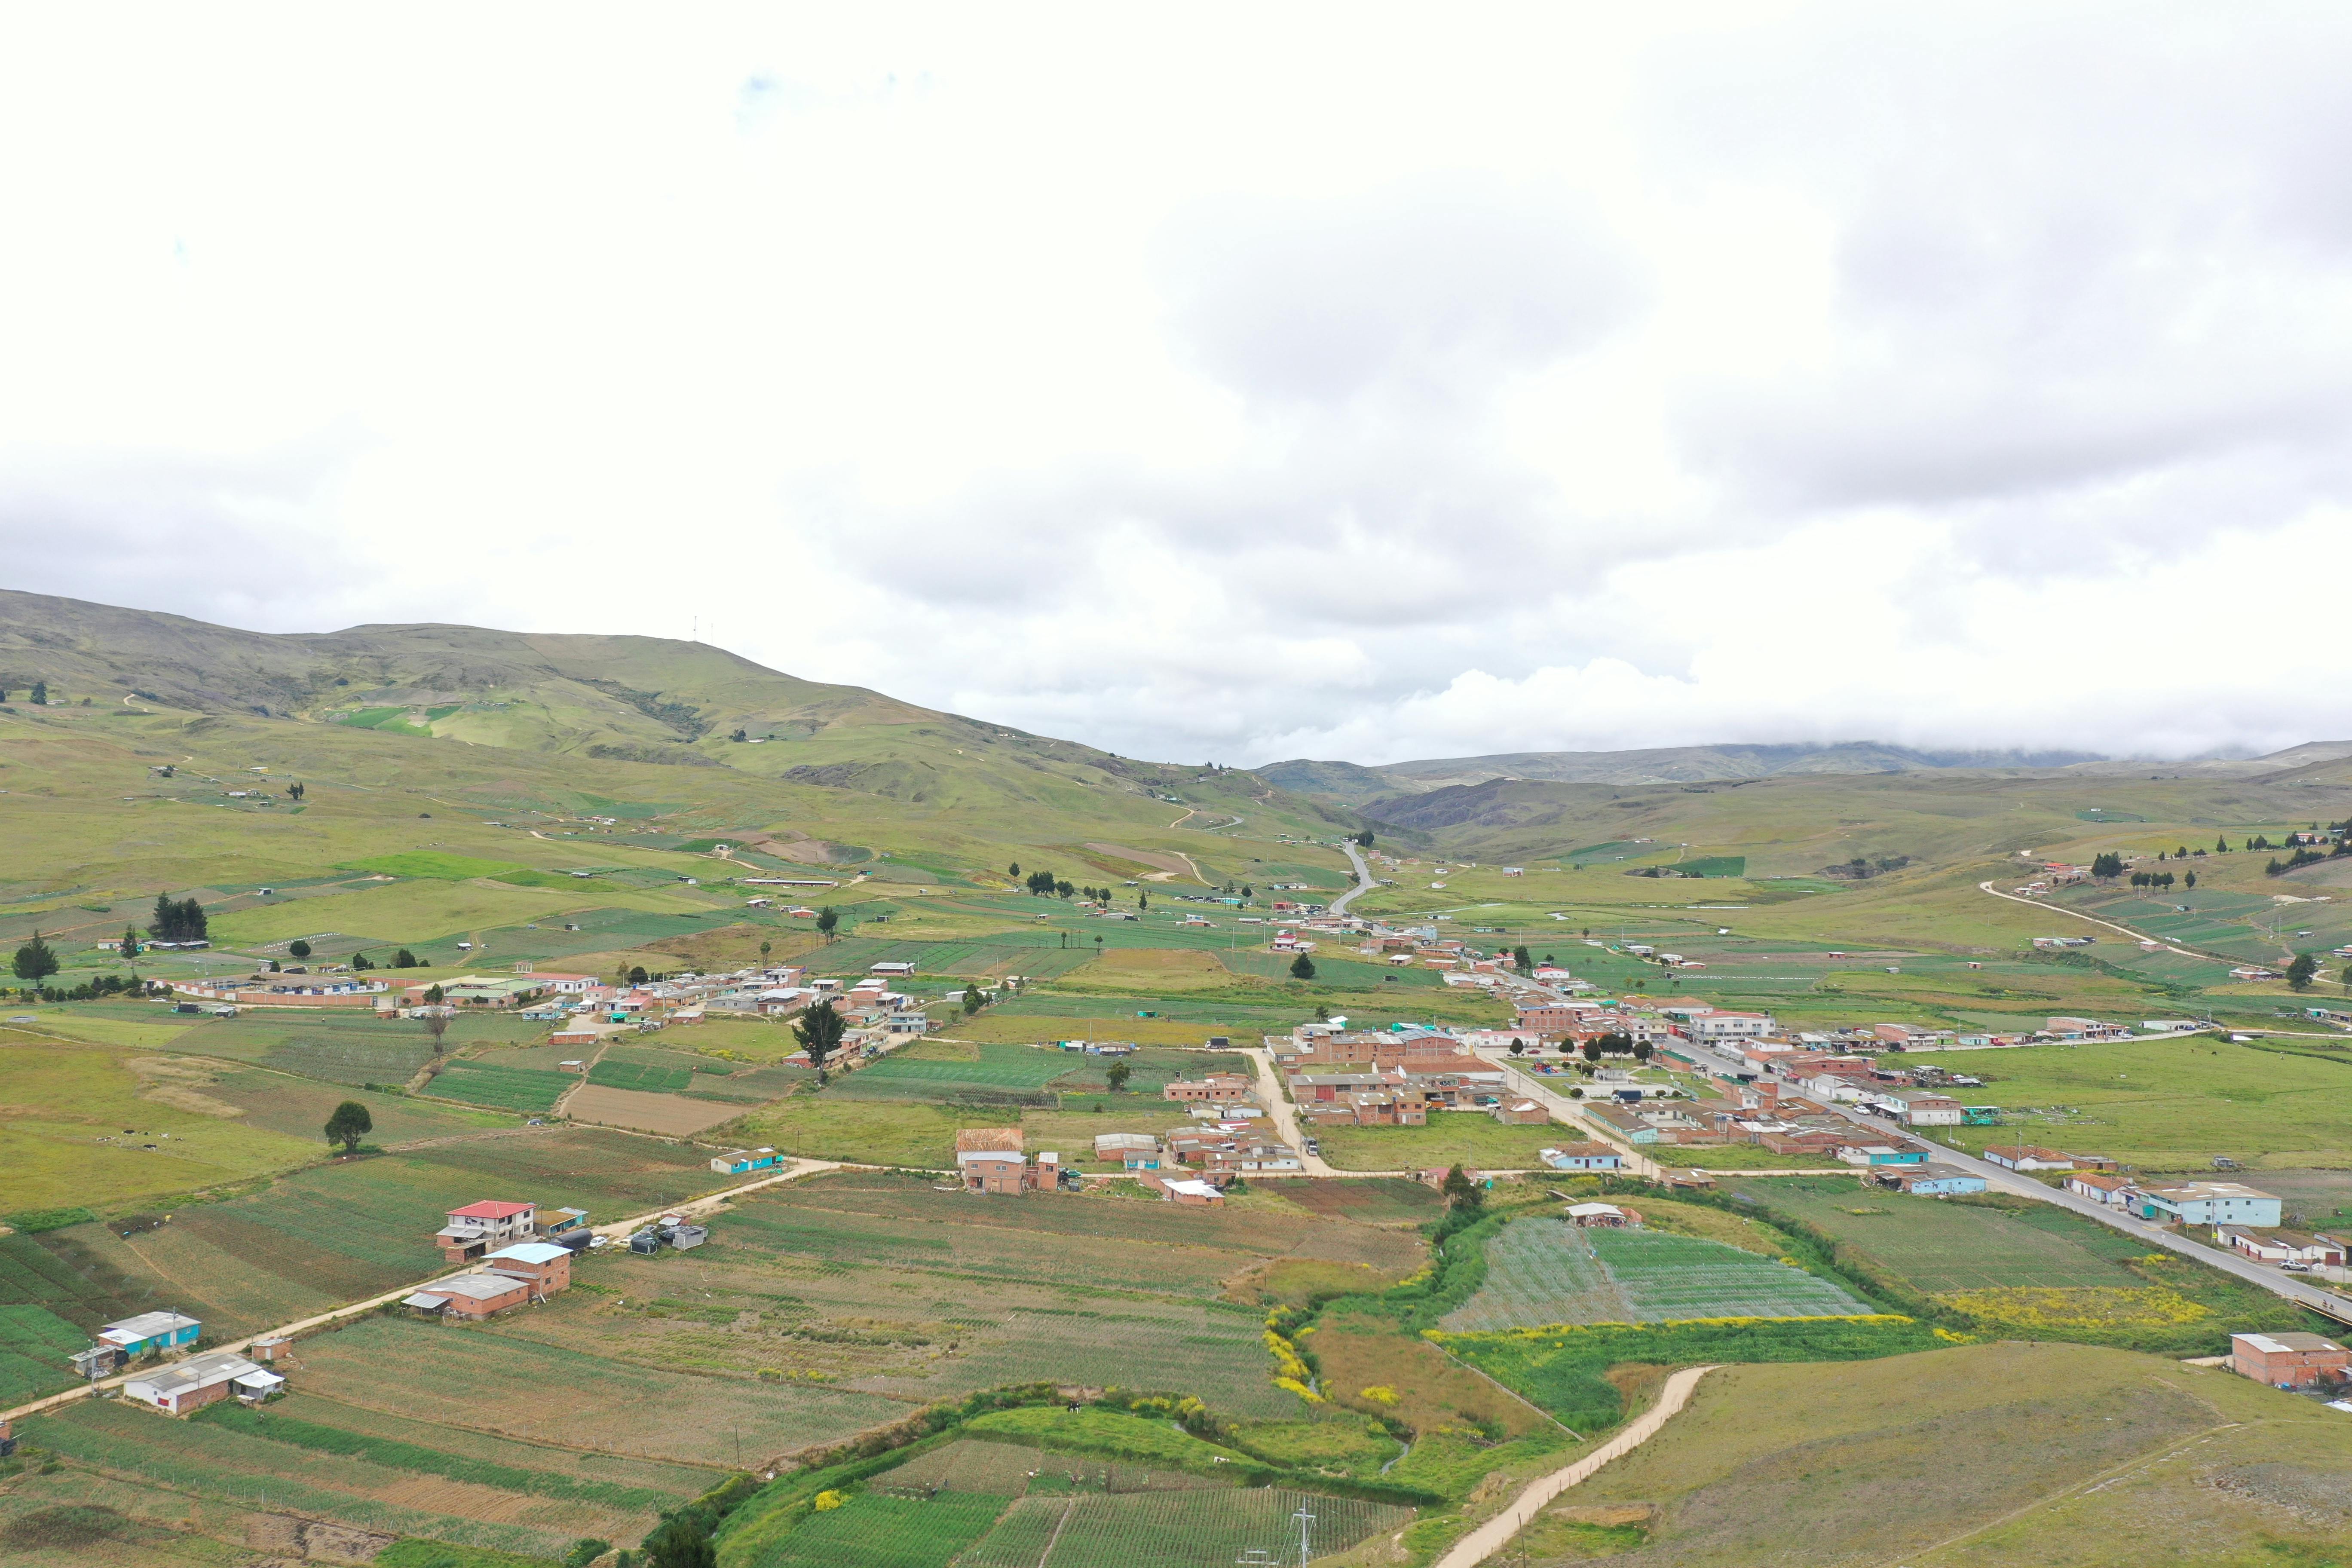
[1442,1219,1869,1331]
[425,1059,573,1112]
[1756,1179,2145,1293]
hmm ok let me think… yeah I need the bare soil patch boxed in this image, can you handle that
[565,1084,742,1136]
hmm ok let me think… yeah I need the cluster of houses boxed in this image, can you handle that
[407,1197,597,1318]
[1266,1027,1537,1127]
[67,1311,291,1417]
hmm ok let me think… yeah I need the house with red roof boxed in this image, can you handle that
[436,1200,537,1262]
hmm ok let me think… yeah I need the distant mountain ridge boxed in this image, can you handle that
[0,590,1354,830]
[1260,739,2352,805]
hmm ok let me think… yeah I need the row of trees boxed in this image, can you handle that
[2128,870,2191,890]
[0,682,49,704]
[148,892,208,943]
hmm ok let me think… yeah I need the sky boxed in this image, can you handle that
[5,3,2351,768]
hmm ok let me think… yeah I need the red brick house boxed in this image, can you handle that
[2232,1332,2352,1388]
[956,1127,1030,1194]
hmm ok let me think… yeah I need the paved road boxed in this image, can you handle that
[1432,1365,1718,1568]
[1331,840,1378,916]
[0,1158,842,1426]
[1820,1102,2352,1322]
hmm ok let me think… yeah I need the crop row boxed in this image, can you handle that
[428,1060,572,1112]
[28,1403,580,1559]
[747,1489,1009,1568]
[199,1403,690,1510]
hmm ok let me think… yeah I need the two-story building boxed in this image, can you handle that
[956,1127,1032,1194]
[436,1200,537,1262]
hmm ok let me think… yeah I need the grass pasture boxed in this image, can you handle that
[1559,1341,2352,1568]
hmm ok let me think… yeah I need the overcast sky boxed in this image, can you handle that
[5,3,2350,767]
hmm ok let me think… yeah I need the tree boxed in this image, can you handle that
[1513,945,1533,974]
[2090,852,2125,880]
[1106,1060,1132,1093]
[2217,836,2231,853]
[962,983,984,1016]
[793,1000,847,1078]
[2184,871,2197,890]
[628,965,649,984]
[146,893,207,943]
[1440,1164,1482,1211]
[419,1011,451,1054]
[1353,830,1375,847]
[1008,863,1020,877]
[289,940,312,959]
[424,983,444,1004]
[729,729,747,742]
[1138,891,1148,910]
[352,952,374,970]
[760,939,772,963]
[2288,952,2319,992]
[640,1516,717,1568]
[394,948,419,968]
[815,907,839,941]
[1632,1040,1654,1063]
[1507,1038,1525,1056]
[2341,963,2352,995]
[1579,1038,1602,1063]
[119,926,141,960]
[324,1099,373,1154]
[1056,881,1075,899]
[11,931,58,983]
[1289,953,1317,980]
[29,680,44,705]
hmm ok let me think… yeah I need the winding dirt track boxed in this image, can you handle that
[1431,1365,1718,1568]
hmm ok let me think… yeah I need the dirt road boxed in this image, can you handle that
[1430,1365,1717,1568]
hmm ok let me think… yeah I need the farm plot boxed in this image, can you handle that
[760,1173,1423,1273]
[564,1084,743,1136]
[1756,1182,2144,1292]
[26,1398,605,1560]
[1587,1229,1872,1320]
[839,1045,1070,1095]
[201,1068,504,1145]
[743,1489,1009,1568]
[1269,1178,1444,1225]
[970,1487,1412,1568]
[0,1304,89,1405]
[424,1059,572,1112]
[713,1199,1243,1297]
[589,1047,706,1093]
[1442,1220,1628,1331]
[684,1062,810,1103]
[257,1032,437,1088]
[295,1316,904,1466]
[266,1391,720,1496]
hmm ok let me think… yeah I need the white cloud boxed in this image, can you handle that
[3,2,2350,768]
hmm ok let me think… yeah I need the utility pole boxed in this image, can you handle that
[1293,1502,1315,1568]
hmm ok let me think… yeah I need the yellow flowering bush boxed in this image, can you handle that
[1358,1385,1400,1406]
[1935,1286,2210,1329]
[813,1490,848,1511]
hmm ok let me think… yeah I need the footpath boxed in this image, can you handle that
[1431,1365,1717,1568]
